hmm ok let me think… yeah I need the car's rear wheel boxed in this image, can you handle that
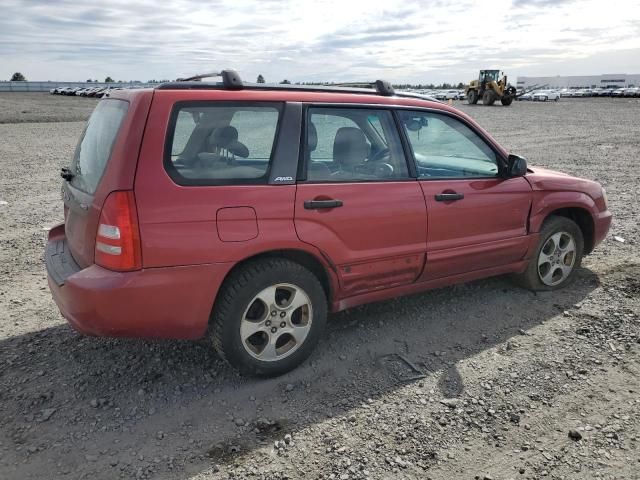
[210,258,327,376]
[513,216,584,291]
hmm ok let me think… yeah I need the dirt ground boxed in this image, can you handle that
[0,93,638,480]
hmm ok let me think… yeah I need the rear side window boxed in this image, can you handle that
[165,102,282,185]
[70,99,128,194]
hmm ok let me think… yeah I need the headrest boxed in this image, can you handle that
[307,122,318,152]
[333,127,368,166]
[210,126,239,148]
[227,140,249,158]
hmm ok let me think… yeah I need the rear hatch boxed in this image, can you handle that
[61,91,153,268]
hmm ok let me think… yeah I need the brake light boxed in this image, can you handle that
[95,190,142,271]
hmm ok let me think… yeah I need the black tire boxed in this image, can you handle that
[513,215,584,291]
[482,90,496,106]
[210,258,327,377]
[467,89,479,105]
[500,96,514,106]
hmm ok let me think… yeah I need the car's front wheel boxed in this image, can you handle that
[210,258,327,376]
[513,215,584,291]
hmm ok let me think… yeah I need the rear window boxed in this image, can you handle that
[165,102,281,185]
[70,99,128,194]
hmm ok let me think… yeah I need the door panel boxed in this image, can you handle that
[396,109,532,281]
[419,177,531,280]
[295,182,427,296]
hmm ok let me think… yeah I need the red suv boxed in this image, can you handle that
[46,70,612,376]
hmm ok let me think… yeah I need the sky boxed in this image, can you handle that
[2,0,640,84]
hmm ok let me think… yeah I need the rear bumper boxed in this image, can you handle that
[46,225,231,340]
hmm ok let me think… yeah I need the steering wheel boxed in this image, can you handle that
[368,147,390,163]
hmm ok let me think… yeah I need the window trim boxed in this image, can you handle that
[302,102,509,176]
[298,104,415,184]
[163,100,284,187]
[395,109,505,181]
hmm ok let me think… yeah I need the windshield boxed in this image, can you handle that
[481,71,499,81]
[70,99,128,194]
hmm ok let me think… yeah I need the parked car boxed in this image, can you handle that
[46,70,612,376]
[532,90,560,102]
[611,88,626,97]
[95,88,110,98]
[518,91,534,101]
[623,87,639,97]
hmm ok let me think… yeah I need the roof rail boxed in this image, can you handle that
[160,69,395,97]
[175,69,242,89]
[157,72,409,99]
[328,80,395,96]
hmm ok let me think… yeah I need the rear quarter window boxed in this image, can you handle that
[165,102,282,186]
[70,99,129,194]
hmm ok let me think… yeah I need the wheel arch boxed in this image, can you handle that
[209,248,337,324]
[542,207,595,254]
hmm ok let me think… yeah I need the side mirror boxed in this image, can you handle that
[507,154,527,177]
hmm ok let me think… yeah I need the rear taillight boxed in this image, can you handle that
[95,190,142,271]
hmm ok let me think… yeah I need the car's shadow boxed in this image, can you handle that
[0,269,600,478]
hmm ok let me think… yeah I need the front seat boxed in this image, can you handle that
[332,127,369,177]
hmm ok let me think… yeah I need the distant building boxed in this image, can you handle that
[516,74,640,89]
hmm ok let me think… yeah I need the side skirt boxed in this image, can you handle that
[332,260,528,312]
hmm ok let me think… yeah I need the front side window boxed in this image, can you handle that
[166,103,281,185]
[398,111,499,178]
[305,108,408,182]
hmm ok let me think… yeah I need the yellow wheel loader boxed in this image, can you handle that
[465,70,517,106]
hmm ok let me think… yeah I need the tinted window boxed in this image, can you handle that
[398,111,498,178]
[305,108,408,182]
[166,103,281,185]
[70,99,128,194]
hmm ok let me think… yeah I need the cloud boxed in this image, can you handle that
[0,0,639,84]
[511,0,574,6]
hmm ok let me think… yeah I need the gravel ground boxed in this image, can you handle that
[0,92,638,480]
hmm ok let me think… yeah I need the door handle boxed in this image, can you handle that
[304,199,343,209]
[434,192,464,202]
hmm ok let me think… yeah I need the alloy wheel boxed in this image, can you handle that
[240,283,313,361]
[537,231,577,286]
